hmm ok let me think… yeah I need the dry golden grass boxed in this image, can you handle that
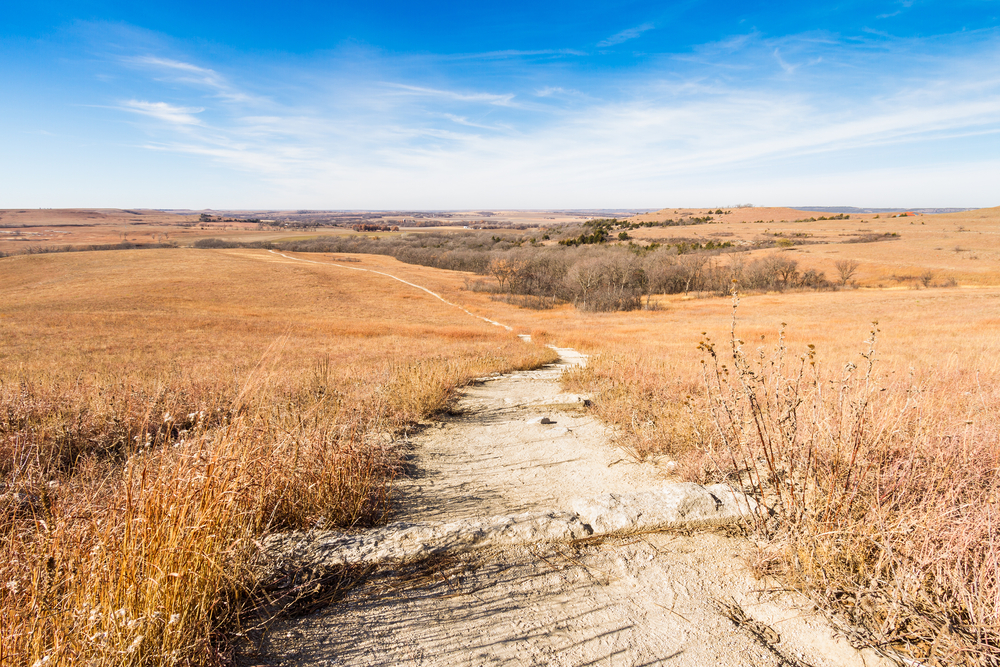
[435,259,1000,663]
[0,209,197,252]
[623,205,1000,288]
[0,209,323,253]
[243,239,1000,665]
[630,205,816,225]
[516,290,999,664]
[8,205,999,291]
[0,208,595,255]
[0,248,555,666]
[5,218,999,664]
[684,298,1000,665]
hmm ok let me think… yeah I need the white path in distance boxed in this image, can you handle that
[268,250,512,331]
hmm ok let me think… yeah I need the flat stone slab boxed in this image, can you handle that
[572,483,758,534]
[265,511,592,566]
[265,484,757,567]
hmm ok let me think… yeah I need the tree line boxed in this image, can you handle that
[196,229,840,311]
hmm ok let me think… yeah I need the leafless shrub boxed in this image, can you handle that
[834,259,861,286]
[844,232,900,243]
[489,293,557,309]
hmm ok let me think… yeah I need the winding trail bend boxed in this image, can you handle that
[268,250,512,330]
[258,251,889,667]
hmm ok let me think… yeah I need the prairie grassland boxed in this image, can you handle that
[4,239,998,664]
[222,249,1000,662]
[478,286,1000,664]
[627,205,1000,288]
[0,207,592,255]
[0,208,331,253]
[0,209,199,253]
[0,248,555,666]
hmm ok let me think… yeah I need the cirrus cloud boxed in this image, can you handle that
[118,100,205,125]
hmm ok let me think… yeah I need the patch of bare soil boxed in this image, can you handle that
[256,347,889,667]
[393,346,666,522]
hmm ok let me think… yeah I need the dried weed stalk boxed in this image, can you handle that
[1,345,556,666]
[695,288,1000,665]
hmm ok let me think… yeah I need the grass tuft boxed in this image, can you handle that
[692,289,1000,665]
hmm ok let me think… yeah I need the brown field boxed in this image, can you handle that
[432,245,1000,663]
[6,205,998,291]
[624,205,1000,288]
[631,205,821,225]
[0,208,251,252]
[3,200,1000,665]
[0,248,555,666]
[0,208,602,255]
[264,248,1000,663]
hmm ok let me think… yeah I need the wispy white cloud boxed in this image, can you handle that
[598,23,655,48]
[445,48,588,60]
[130,56,220,81]
[878,0,913,19]
[95,26,1000,207]
[126,78,1000,201]
[384,83,517,107]
[533,86,589,99]
[119,100,204,125]
[876,0,915,20]
[773,48,798,73]
[441,113,509,131]
[862,27,894,37]
[126,56,260,103]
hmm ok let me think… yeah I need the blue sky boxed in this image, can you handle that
[2,1,998,209]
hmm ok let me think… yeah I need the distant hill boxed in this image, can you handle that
[629,206,826,224]
[794,206,974,215]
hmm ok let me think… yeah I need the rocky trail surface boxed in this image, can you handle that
[257,339,890,667]
[392,344,648,524]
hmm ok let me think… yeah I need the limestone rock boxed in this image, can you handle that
[264,484,758,568]
[265,511,592,566]
[572,483,757,534]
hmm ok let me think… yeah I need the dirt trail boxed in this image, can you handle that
[267,250,512,330]
[261,340,890,667]
[393,344,669,523]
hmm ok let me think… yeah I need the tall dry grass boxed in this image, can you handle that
[0,249,556,666]
[3,372,395,665]
[567,290,1000,664]
[699,294,1000,664]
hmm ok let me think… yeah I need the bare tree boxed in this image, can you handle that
[565,257,605,309]
[678,254,709,295]
[834,259,861,286]
[763,254,799,288]
[488,258,522,293]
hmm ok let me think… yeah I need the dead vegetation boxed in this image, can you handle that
[206,232,840,312]
[696,293,999,664]
[0,249,555,666]
[4,204,1000,664]
[563,289,1000,665]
